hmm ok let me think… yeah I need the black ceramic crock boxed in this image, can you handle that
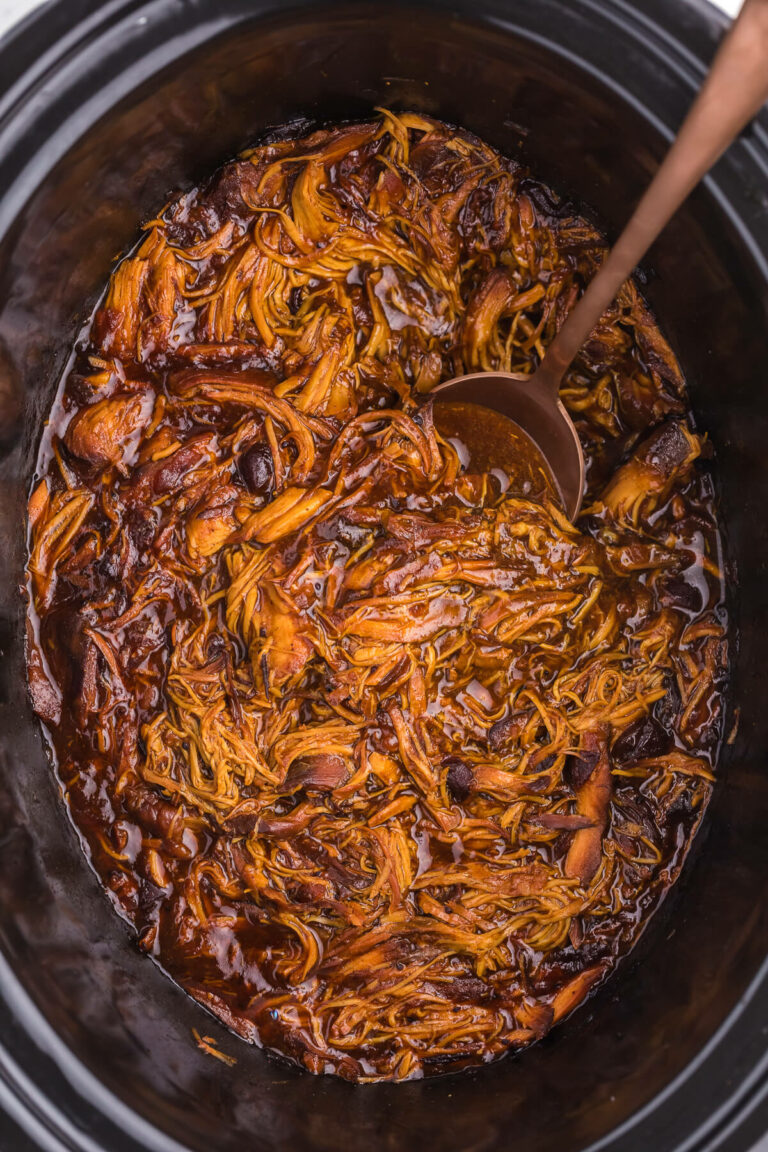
[1,1,767,1149]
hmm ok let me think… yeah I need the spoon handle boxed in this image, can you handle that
[539,0,768,391]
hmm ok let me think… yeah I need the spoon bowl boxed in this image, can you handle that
[431,372,585,520]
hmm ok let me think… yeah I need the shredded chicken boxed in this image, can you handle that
[26,111,727,1082]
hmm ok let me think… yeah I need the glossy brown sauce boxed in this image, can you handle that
[432,401,559,506]
[26,112,728,1082]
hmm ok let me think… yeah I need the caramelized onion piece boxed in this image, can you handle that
[594,419,701,527]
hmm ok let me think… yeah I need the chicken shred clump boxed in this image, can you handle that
[26,112,727,1082]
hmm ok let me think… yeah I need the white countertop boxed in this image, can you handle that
[0,0,745,38]
[0,0,42,33]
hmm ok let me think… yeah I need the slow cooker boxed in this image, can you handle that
[1,1,767,1149]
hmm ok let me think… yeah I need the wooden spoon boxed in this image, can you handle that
[432,0,768,519]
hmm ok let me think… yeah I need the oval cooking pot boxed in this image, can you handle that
[0,1,767,1150]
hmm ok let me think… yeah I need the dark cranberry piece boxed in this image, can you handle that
[289,287,303,314]
[127,506,156,551]
[206,633,226,659]
[564,746,600,791]
[444,756,474,802]
[660,575,704,614]
[655,677,682,730]
[239,442,273,495]
[444,976,490,1004]
[488,715,519,751]
[612,713,672,765]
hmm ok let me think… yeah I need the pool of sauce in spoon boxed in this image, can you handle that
[432,400,560,506]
